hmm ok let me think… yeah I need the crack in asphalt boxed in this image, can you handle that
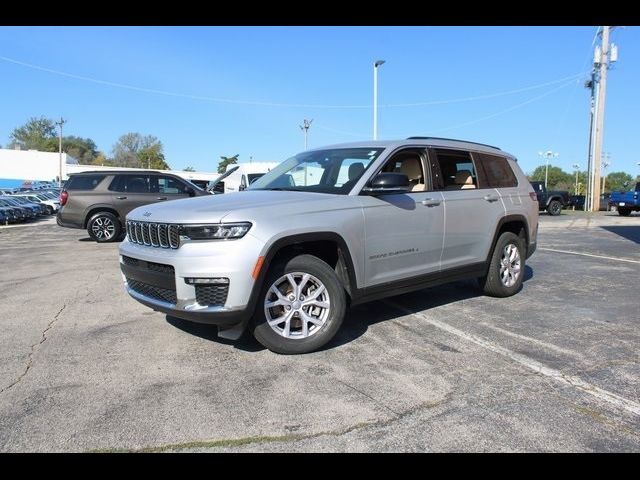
[0,303,67,395]
[88,393,453,452]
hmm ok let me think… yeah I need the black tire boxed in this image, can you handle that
[87,211,121,243]
[45,205,54,215]
[618,207,631,217]
[478,232,526,298]
[252,254,346,354]
[547,200,562,216]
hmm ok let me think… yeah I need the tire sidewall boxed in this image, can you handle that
[547,200,562,216]
[252,254,346,354]
[87,212,121,243]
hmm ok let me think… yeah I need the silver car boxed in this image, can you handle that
[119,137,539,354]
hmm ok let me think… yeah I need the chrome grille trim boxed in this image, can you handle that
[126,220,180,249]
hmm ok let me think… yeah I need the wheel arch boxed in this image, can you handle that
[83,206,121,228]
[485,215,530,269]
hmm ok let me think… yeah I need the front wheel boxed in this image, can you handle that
[479,232,526,298]
[252,254,346,354]
[87,212,121,243]
[547,200,562,216]
[618,207,631,217]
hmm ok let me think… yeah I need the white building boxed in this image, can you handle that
[0,148,78,183]
[0,147,220,188]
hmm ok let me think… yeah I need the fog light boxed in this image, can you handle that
[185,277,229,285]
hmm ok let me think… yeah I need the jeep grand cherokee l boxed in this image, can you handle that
[120,138,538,354]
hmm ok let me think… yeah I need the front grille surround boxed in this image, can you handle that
[127,220,181,249]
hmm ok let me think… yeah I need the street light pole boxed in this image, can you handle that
[55,117,66,187]
[572,164,580,196]
[373,60,385,140]
[601,154,610,192]
[538,150,559,188]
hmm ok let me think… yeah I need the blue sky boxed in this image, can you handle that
[0,26,638,176]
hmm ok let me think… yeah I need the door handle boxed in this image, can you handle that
[157,197,167,200]
[116,196,127,200]
[421,198,441,207]
[483,194,499,202]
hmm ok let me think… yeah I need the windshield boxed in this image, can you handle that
[249,148,383,194]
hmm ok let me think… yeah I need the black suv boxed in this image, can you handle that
[57,170,210,242]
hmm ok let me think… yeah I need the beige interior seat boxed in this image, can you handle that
[455,170,476,189]
[400,158,425,192]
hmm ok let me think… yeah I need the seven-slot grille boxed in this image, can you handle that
[126,220,181,248]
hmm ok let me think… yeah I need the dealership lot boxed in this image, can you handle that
[0,212,639,452]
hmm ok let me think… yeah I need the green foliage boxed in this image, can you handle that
[528,165,572,190]
[112,133,169,169]
[9,117,57,150]
[218,154,239,174]
[605,171,633,192]
[183,166,195,172]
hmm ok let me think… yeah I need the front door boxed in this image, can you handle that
[360,148,445,287]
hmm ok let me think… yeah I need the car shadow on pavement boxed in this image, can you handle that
[600,226,640,244]
[167,265,533,354]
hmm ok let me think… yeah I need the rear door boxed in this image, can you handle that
[429,148,505,270]
[109,174,156,217]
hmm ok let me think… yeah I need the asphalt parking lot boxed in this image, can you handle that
[1,211,639,452]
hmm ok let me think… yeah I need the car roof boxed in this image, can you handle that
[307,137,516,160]
[68,170,171,175]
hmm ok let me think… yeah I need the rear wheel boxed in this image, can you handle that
[45,205,53,215]
[479,232,525,298]
[252,254,346,354]
[87,212,121,243]
[618,207,631,216]
[547,200,562,216]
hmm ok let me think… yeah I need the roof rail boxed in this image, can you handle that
[406,137,501,151]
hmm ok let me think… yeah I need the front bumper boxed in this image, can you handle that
[119,233,264,326]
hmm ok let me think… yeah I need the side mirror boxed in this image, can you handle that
[362,173,410,195]
[239,184,246,191]
[186,187,196,197]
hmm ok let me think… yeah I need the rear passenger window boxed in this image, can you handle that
[431,149,478,190]
[108,175,151,193]
[476,153,518,188]
[65,175,106,190]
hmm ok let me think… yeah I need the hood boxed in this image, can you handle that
[127,190,345,224]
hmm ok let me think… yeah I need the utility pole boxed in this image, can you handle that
[299,119,313,150]
[573,164,580,196]
[588,26,618,212]
[54,117,66,187]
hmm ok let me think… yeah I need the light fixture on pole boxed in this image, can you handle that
[373,60,385,140]
[299,119,313,150]
[572,163,581,196]
[538,150,559,188]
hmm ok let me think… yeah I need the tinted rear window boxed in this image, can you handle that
[66,175,106,190]
[476,153,518,188]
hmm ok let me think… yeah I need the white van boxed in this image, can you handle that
[208,162,279,194]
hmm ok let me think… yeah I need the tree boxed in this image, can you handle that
[218,154,239,174]
[112,133,170,169]
[606,171,633,193]
[183,166,195,172]
[9,117,56,150]
[528,165,572,190]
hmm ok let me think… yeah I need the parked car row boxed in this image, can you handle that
[0,189,61,224]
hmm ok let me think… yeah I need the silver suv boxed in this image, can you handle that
[119,137,538,354]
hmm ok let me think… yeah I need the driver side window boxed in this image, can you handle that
[379,151,426,192]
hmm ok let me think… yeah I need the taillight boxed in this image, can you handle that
[60,190,68,206]
[529,192,538,201]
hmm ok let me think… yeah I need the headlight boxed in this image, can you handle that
[181,222,252,240]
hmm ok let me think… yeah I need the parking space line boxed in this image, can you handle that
[479,323,579,358]
[538,247,640,265]
[384,300,640,417]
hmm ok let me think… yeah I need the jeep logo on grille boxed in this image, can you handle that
[143,211,152,217]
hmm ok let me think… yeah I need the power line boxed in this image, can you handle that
[0,54,586,110]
